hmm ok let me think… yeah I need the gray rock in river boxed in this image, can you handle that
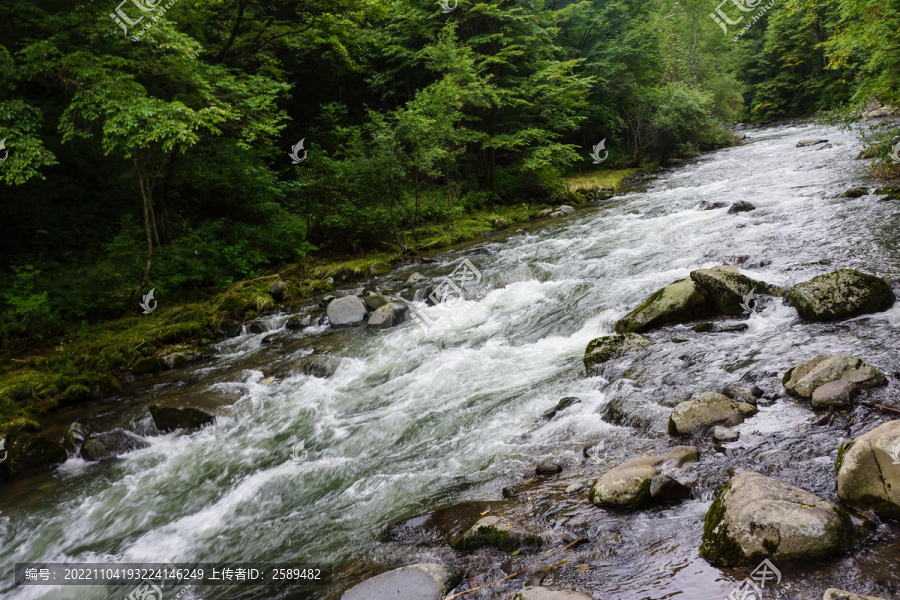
[549,211,567,218]
[797,139,828,147]
[367,300,410,329]
[285,314,312,330]
[842,187,868,198]
[404,272,426,287]
[363,292,389,311]
[510,588,594,600]
[824,589,889,600]
[782,354,886,400]
[811,380,860,410]
[836,420,900,518]
[326,295,368,328]
[788,269,895,321]
[650,474,692,501]
[451,515,543,552]
[727,201,755,213]
[614,279,716,333]
[711,426,739,442]
[63,422,86,455]
[722,385,757,405]
[583,333,653,374]
[689,266,781,315]
[81,428,149,462]
[541,396,581,419]
[700,472,870,566]
[668,392,758,436]
[340,563,463,600]
[0,432,67,481]
[589,446,699,508]
[149,399,216,432]
[557,205,575,214]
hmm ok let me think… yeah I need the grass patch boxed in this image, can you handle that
[566,169,636,194]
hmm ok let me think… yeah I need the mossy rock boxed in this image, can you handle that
[836,420,900,518]
[874,184,900,200]
[583,333,653,374]
[689,266,782,315]
[788,270,895,321]
[614,279,716,333]
[131,357,162,376]
[692,322,714,333]
[668,392,758,436]
[0,432,67,480]
[842,187,868,198]
[450,516,543,553]
[63,422,86,455]
[217,293,255,317]
[782,354,886,399]
[95,374,122,394]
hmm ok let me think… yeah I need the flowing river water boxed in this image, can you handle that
[2,121,900,600]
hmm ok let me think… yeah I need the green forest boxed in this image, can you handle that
[0,0,897,420]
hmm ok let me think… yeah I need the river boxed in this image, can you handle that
[2,121,899,600]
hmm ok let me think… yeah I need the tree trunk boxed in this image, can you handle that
[129,157,154,306]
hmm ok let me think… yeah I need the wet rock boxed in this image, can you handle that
[218,293,255,316]
[565,482,584,494]
[535,462,562,475]
[326,295,368,328]
[875,184,900,200]
[63,422,86,455]
[583,333,653,374]
[149,400,216,432]
[797,139,828,147]
[811,380,860,410]
[782,354,887,399]
[511,588,593,600]
[160,351,202,369]
[248,323,268,335]
[722,385,757,405]
[715,322,749,333]
[549,211,566,218]
[614,279,716,334]
[700,472,869,565]
[817,143,834,150]
[320,294,336,307]
[723,413,745,427]
[727,201,755,214]
[589,446,699,508]
[131,356,162,376]
[836,420,900,518]
[363,293,389,311]
[532,208,553,219]
[221,320,242,338]
[541,397,581,419]
[340,563,463,600]
[788,270,895,321]
[292,355,340,378]
[557,205,575,214]
[668,392,758,436]
[0,433,67,480]
[700,201,728,210]
[367,301,410,329]
[491,218,509,228]
[689,266,781,315]
[650,474,692,502]
[842,188,868,198]
[268,280,288,302]
[451,516,543,552]
[81,428,149,462]
[711,426,739,442]
[824,589,888,600]
[286,315,312,331]
[692,322,714,333]
[405,272,426,287]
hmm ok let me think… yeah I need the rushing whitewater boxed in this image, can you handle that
[2,122,899,600]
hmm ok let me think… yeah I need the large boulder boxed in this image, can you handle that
[326,295,368,328]
[700,472,868,565]
[788,270,894,321]
[782,354,886,399]
[836,420,900,518]
[668,392,758,436]
[0,433,67,480]
[450,516,543,552]
[81,429,150,462]
[341,564,463,600]
[363,293,389,311]
[583,333,653,374]
[689,266,781,315]
[589,446,699,508]
[614,279,715,333]
[149,396,218,432]
[811,380,860,410]
[824,590,888,600]
[367,301,410,329]
[511,589,594,600]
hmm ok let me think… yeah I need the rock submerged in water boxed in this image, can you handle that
[149,401,216,432]
[650,474,692,501]
[700,472,870,566]
[326,295,368,328]
[788,269,895,321]
[81,428,149,462]
[722,385,757,405]
[796,139,828,147]
[711,426,739,442]
[541,396,580,419]
[589,446,699,508]
[0,433,67,480]
[451,515,543,552]
[689,266,781,315]
[614,279,715,334]
[727,201,755,213]
[836,420,900,518]
[668,392,758,436]
[511,588,594,600]
[824,589,889,600]
[340,563,463,600]
[64,422,86,455]
[782,354,886,400]
[842,188,868,198]
[367,300,410,329]
[583,333,653,374]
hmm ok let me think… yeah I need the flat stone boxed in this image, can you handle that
[668,392,758,436]
[326,295,368,328]
[549,211,567,218]
[565,482,584,494]
[811,380,860,410]
[797,139,828,147]
[341,563,463,600]
[451,516,543,552]
[842,188,868,198]
[783,354,886,399]
[711,426,739,442]
[836,420,900,518]
[535,462,562,475]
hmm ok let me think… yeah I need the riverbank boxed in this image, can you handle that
[0,169,636,438]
